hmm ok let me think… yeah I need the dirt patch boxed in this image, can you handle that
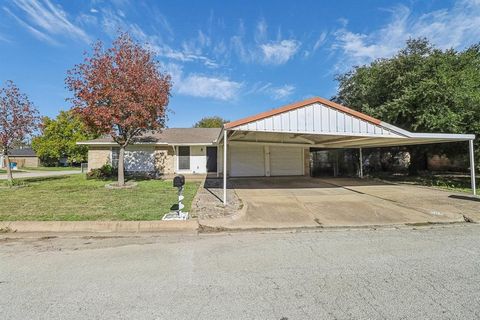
[190,178,243,219]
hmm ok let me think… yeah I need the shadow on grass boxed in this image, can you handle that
[22,175,72,183]
[449,195,480,202]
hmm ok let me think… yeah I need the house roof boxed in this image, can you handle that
[224,97,382,129]
[78,128,221,146]
[9,147,37,157]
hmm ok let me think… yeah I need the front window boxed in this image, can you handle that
[111,147,119,168]
[178,146,190,170]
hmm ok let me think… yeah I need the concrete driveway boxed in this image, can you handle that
[208,177,480,229]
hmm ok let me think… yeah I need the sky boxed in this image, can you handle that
[0,0,479,127]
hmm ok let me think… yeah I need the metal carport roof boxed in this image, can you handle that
[219,97,476,204]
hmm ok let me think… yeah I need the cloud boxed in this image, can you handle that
[162,62,242,100]
[231,19,301,65]
[8,0,91,44]
[333,0,480,67]
[248,82,295,100]
[177,75,242,100]
[260,39,300,65]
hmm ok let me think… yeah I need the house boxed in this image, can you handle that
[0,147,40,168]
[78,128,220,175]
[78,97,476,199]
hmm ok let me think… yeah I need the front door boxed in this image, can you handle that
[206,147,217,172]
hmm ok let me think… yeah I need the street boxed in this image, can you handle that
[1,225,480,319]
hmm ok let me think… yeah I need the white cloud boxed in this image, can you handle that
[333,0,480,67]
[9,0,91,44]
[313,31,327,52]
[260,39,300,65]
[162,62,242,100]
[230,19,301,65]
[270,84,295,99]
[177,75,242,100]
[248,82,295,100]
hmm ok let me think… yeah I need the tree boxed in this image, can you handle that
[66,33,171,186]
[32,110,97,166]
[193,116,229,128]
[334,38,480,174]
[0,81,39,183]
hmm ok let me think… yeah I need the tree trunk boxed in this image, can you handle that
[118,146,125,186]
[408,146,428,176]
[5,153,13,184]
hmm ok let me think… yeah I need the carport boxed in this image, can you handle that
[218,97,476,204]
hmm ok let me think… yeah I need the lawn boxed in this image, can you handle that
[0,169,24,174]
[23,166,81,171]
[0,175,200,221]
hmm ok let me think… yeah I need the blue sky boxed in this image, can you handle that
[0,0,479,127]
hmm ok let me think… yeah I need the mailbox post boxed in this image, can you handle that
[162,174,189,220]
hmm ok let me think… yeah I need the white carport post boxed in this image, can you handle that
[359,147,364,178]
[223,130,228,205]
[469,139,476,196]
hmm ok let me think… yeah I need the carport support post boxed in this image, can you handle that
[223,130,228,205]
[469,139,476,196]
[359,147,364,178]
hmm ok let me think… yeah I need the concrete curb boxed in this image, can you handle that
[0,220,199,233]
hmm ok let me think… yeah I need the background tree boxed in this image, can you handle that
[193,116,229,128]
[0,81,39,183]
[32,110,97,166]
[66,33,171,186]
[334,38,480,173]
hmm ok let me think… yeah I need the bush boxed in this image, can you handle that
[86,164,117,180]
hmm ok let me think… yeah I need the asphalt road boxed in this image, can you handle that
[1,225,480,319]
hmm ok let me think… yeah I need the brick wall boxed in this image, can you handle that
[87,148,111,172]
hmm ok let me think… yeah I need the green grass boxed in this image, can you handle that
[0,175,200,221]
[23,166,81,171]
[373,172,479,194]
[0,169,24,173]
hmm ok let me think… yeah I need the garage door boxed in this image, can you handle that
[270,146,303,176]
[230,145,265,177]
[124,149,155,172]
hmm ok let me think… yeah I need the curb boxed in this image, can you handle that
[0,220,199,233]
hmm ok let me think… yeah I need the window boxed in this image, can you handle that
[178,146,190,170]
[111,147,119,168]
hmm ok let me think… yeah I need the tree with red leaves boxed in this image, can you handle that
[66,33,171,186]
[0,81,39,184]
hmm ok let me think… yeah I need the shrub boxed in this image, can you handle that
[86,164,117,180]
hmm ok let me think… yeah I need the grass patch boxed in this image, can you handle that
[23,166,80,171]
[0,175,200,221]
[0,169,24,173]
[373,172,479,194]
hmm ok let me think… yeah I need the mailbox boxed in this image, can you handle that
[173,174,185,188]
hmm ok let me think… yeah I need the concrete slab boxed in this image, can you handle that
[206,177,475,230]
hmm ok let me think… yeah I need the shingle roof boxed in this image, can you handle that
[79,128,221,145]
[9,147,37,157]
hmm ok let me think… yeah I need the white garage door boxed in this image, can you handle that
[230,145,265,177]
[124,149,155,172]
[270,146,303,176]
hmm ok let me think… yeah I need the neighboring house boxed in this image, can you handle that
[0,148,40,168]
[78,97,476,185]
